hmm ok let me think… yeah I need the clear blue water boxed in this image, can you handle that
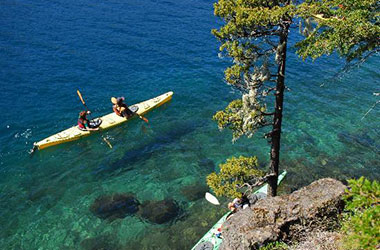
[0,0,379,249]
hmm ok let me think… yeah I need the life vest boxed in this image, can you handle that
[78,117,86,129]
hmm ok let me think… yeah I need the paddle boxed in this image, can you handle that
[205,192,220,206]
[77,90,90,112]
[137,113,149,123]
[122,104,149,123]
[77,90,112,149]
[77,90,96,121]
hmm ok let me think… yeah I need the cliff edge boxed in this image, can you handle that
[220,178,346,250]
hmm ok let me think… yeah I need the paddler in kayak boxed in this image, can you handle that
[78,111,101,131]
[111,97,134,118]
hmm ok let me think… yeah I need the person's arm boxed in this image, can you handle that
[113,105,122,116]
[228,202,236,212]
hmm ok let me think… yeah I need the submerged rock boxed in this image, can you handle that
[90,193,140,221]
[80,234,122,250]
[138,199,181,224]
[220,178,346,250]
[181,183,209,201]
[198,158,215,173]
[28,185,55,202]
[338,131,379,152]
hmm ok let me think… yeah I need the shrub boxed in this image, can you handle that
[259,241,289,250]
[341,177,379,250]
[206,156,264,198]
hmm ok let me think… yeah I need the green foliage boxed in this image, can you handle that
[341,177,380,250]
[213,0,296,40]
[259,241,289,250]
[344,177,380,211]
[224,63,244,86]
[213,99,243,131]
[212,0,296,89]
[206,156,264,198]
[213,99,267,141]
[296,0,380,61]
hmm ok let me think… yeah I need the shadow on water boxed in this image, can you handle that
[92,119,207,178]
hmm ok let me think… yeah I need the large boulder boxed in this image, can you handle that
[90,193,140,221]
[138,199,181,224]
[220,178,346,250]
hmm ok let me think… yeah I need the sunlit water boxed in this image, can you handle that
[0,0,379,249]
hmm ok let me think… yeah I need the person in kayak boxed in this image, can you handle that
[78,111,101,131]
[227,193,249,213]
[111,97,134,118]
[228,197,242,213]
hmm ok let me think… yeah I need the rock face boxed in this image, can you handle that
[291,230,343,250]
[220,178,346,250]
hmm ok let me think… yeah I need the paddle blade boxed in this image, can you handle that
[103,137,113,149]
[77,90,85,105]
[205,192,220,205]
[141,116,149,123]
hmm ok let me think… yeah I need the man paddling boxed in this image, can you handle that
[78,111,101,131]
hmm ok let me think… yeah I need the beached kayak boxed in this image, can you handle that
[192,171,287,250]
[33,91,173,150]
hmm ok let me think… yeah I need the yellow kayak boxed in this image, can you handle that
[33,91,173,150]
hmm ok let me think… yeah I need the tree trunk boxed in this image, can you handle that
[267,25,289,197]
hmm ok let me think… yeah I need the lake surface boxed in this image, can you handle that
[0,0,379,249]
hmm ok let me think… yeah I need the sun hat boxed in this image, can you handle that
[111,97,117,104]
[233,198,241,204]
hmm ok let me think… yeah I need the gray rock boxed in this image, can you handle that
[194,241,214,250]
[220,178,346,250]
[290,230,343,250]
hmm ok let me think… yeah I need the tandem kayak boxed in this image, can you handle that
[192,171,287,250]
[33,91,173,151]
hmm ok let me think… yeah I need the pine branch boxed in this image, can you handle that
[236,173,276,193]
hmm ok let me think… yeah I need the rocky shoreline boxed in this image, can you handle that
[220,178,347,250]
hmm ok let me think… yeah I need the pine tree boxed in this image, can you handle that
[208,0,379,197]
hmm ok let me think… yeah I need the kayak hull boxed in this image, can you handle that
[191,171,287,250]
[34,91,173,150]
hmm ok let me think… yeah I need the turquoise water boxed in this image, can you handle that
[0,0,379,249]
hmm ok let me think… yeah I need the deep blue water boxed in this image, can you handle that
[0,0,379,249]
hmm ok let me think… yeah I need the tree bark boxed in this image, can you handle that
[267,24,289,197]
